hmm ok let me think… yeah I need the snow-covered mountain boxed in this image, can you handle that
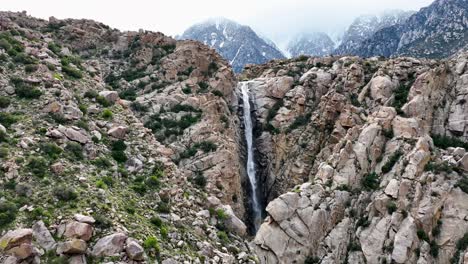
[287,32,335,57]
[354,0,468,58]
[335,10,414,55]
[180,18,285,73]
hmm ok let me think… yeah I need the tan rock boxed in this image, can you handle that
[57,239,87,254]
[108,126,128,139]
[0,229,33,251]
[64,221,93,241]
[92,233,127,257]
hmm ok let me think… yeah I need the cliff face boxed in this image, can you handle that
[0,11,253,263]
[243,53,468,263]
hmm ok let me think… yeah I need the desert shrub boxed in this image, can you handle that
[27,157,48,177]
[212,90,223,97]
[41,143,63,159]
[97,96,112,107]
[95,180,107,189]
[111,140,127,151]
[157,201,170,214]
[424,161,453,174]
[143,236,160,256]
[455,177,468,194]
[0,147,8,158]
[288,113,312,131]
[47,42,62,54]
[0,131,8,143]
[101,109,113,119]
[119,89,137,101]
[160,226,168,239]
[386,202,397,214]
[62,65,83,79]
[131,101,148,112]
[193,172,207,189]
[93,214,112,229]
[0,201,17,228]
[432,134,468,149]
[111,150,127,163]
[150,216,163,228]
[14,82,42,99]
[217,231,229,244]
[53,186,78,201]
[304,256,320,264]
[170,104,201,113]
[65,142,84,160]
[267,99,284,122]
[381,151,403,174]
[84,90,99,99]
[0,96,10,108]
[182,86,192,94]
[25,64,38,73]
[361,172,379,190]
[417,229,430,242]
[0,112,19,128]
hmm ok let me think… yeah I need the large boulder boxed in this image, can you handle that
[218,205,247,236]
[57,239,87,254]
[108,126,128,139]
[126,238,145,261]
[99,91,119,103]
[32,221,56,251]
[92,233,127,257]
[62,221,93,241]
[0,229,33,251]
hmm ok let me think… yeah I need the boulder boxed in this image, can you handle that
[98,91,119,103]
[5,243,34,260]
[74,214,96,224]
[0,229,33,251]
[369,75,396,101]
[92,233,127,257]
[58,125,90,144]
[108,126,128,139]
[125,238,145,260]
[63,221,93,241]
[32,221,56,251]
[69,255,87,264]
[219,205,247,236]
[57,239,87,254]
[459,153,468,171]
[265,77,294,99]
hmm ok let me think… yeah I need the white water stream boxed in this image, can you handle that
[240,82,262,231]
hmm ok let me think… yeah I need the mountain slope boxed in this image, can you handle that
[335,10,414,55]
[180,18,285,73]
[287,32,335,57]
[354,0,468,58]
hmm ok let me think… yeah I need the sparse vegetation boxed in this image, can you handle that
[432,134,468,149]
[381,150,403,174]
[361,172,380,190]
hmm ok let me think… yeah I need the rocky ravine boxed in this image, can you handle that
[2,10,468,264]
[241,52,468,263]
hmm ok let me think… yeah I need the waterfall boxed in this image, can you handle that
[240,82,262,232]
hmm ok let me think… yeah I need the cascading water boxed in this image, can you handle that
[240,82,262,232]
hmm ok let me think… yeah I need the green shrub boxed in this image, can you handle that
[102,109,113,119]
[157,202,170,214]
[304,256,320,264]
[0,130,8,143]
[216,209,227,221]
[182,86,192,94]
[170,104,201,113]
[361,172,379,190]
[25,64,38,73]
[386,202,397,214]
[267,100,284,122]
[94,214,112,229]
[197,81,209,93]
[212,90,223,97]
[41,143,63,159]
[0,201,17,228]
[432,134,468,149]
[0,96,11,108]
[130,101,149,112]
[150,216,163,228]
[424,161,453,174]
[84,90,99,99]
[455,177,468,194]
[217,231,229,244]
[92,157,112,168]
[111,140,127,151]
[0,112,19,128]
[65,142,84,160]
[27,157,48,178]
[53,186,78,201]
[288,113,311,131]
[160,226,168,239]
[47,42,62,54]
[381,151,403,174]
[95,180,108,189]
[62,65,83,79]
[119,89,137,101]
[97,96,112,107]
[111,150,127,163]
[0,147,8,158]
[417,229,430,242]
[193,172,207,189]
[14,82,42,99]
[143,236,160,255]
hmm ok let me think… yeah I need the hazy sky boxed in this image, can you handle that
[2,0,433,46]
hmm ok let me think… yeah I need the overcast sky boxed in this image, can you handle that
[2,0,434,46]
